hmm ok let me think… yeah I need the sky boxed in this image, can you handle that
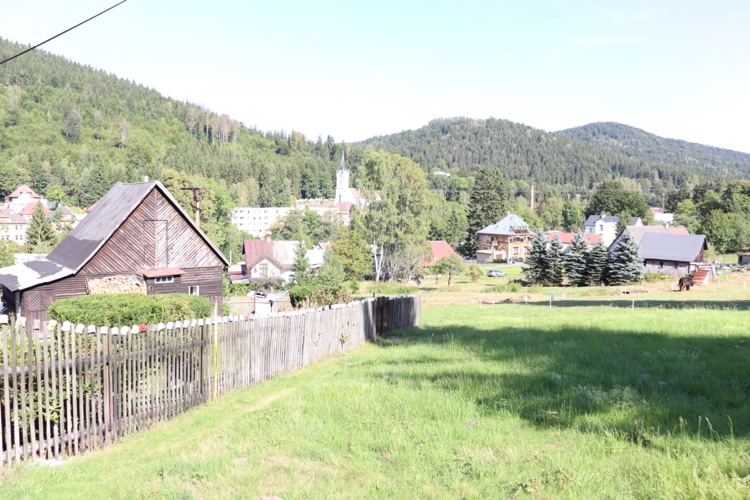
[2,0,750,152]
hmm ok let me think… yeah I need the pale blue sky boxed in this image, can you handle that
[2,1,749,152]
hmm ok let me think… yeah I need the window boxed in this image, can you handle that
[188,286,200,296]
[259,263,268,278]
[155,276,174,284]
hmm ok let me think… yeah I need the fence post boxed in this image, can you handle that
[213,319,219,400]
[199,321,205,402]
[103,328,112,444]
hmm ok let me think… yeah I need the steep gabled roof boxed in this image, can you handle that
[49,181,228,271]
[477,214,534,236]
[421,240,458,266]
[20,201,50,216]
[639,233,707,262]
[243,240,299,272]
[584,215,620,226]
[6,185,41,200]
[0,181,228,292]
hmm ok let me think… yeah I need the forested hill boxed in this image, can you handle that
[558,122,750,176]
[358,117,750,190]
[0,37,342,209]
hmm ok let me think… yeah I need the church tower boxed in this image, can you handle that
[335,152,350,204]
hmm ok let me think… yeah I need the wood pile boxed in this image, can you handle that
[87,274,146,294]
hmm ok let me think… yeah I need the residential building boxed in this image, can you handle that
[421,240,459,267]
[651,207,675,224]
[476,214,535,262]
[0,181,228,330]
[231,153,368,236]
[239,238,321,283]
[585,215,643,246]
[638,233,708,276]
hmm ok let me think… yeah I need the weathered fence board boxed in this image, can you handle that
[0,295,419,466]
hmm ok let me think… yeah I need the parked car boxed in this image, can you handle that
[486,269,506,277]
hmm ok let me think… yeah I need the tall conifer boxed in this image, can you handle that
[523,232,548,285]
[586,240,609,286]
[565,232,589,286]
[466,167,507,256]
[545,235,565,286]
[607,230,644,285]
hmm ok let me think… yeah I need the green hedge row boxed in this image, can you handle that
[47,294,213,326]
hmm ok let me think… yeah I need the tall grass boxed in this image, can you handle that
[1,304,749,498]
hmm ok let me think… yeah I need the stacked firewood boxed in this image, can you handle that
[87,275,146,295]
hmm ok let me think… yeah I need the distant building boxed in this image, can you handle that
[231,153,369,236]
[238,237,324,283]
[584,215,642,247]
[544,231,600,253]
[650,207,674,224]
[476,213,535,262]
[638,233,708,276]
[421,241,459,267]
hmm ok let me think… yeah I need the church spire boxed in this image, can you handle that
[340,151,346,172]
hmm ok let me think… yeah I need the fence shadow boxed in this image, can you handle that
[375,323,750,440]
[525,299,750,311]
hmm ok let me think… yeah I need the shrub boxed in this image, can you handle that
[644,272,670,282]
[47,293,212,326]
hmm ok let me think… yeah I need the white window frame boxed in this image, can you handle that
[155,276,174,284]
[188,285,200,296]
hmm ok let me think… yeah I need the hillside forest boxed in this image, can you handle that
[1,37,750,275]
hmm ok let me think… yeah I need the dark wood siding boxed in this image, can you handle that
[82,188,222,275]
[146,275,182,295]
[182,266,223,312]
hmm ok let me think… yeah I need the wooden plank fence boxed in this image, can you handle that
[0,295,419,467]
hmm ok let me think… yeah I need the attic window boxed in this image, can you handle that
[155,276,174,284]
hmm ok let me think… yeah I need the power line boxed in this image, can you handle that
[0,0,128,66]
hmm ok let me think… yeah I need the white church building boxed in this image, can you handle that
[231,153,370,237]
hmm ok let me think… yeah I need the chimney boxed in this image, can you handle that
[143,176,149,182]
[530,184,535,210]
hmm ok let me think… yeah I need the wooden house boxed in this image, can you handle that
[0,181,228,330]
[476,213,535,262]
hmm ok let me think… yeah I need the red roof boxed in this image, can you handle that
[335,201,354,213]
[243,240,294,271]
[6,185,41,200]
[421,240,458,266]
[546,231,600,245]
[19,202,50,216]
[139,267,186,278]
[667,226,689,235]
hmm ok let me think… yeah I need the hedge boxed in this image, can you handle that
[47,293,213,327]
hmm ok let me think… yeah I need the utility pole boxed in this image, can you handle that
[180,186,209,228]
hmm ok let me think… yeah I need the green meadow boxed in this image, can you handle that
[2,285,750,498]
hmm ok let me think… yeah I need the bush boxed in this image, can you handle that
[644,272,670,282]
[47,293,212,326]
[366,283,417,296]
[289,285,317,307]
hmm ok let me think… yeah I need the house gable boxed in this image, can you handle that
[82,188,223,275]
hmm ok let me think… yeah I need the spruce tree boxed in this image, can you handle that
[523,232,548,285]
[292,240,311,285]
[544,235,565,286]
[586,240,609,286]
[565,232,589,286]
[465,167,507,256]
[607,230,644,285]
[26,203,57,253]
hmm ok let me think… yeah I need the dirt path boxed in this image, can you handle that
[247,388,296,412]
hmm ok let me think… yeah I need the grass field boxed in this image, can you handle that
[2,273,750,498]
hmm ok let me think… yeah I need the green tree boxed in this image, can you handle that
[292,240,311,285]
[561,200,584,232]
[700,210,750,253]
[26,203,57,252]
[586,240,609,286]
[544,235,565,286]
[607,230,643,285]
[432,255,464,286]
[565,232,589,286]
[523,232,548,285]
[317,249,345,289]
[356,149,430,281]
[466,264,482,283]
[466,167,507,256]
[0,240,18,267]
[331,227,371,280]
[586,181,651,220]
[538,196,564,230]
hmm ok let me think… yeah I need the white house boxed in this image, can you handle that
[584,215,642,247]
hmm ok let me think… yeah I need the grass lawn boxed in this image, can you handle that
[2,293,750,498]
